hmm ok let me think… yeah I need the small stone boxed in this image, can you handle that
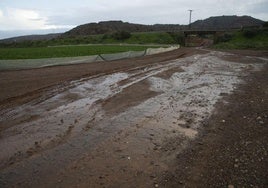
[127,157,131,160]
[222,120,226,123]
[228,185,235,188]
[256,116,262,120]
[234,164,239,168]
[154,183,159,187]
[259,121,264,124]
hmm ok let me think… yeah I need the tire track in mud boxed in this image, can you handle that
[0,56,186,126]
[0,50,266,187]
[0,49,190,109]
[0,59,185,170]
[0,66,153,131]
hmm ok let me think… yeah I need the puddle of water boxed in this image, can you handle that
[131,52,264,139]
[0,51,265,174]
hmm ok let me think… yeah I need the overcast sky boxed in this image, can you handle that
[0,0,267,39]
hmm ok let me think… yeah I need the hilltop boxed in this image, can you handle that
[64,15,264,36]
[63,21,182,36]
[0,15,265,43]
[190,15,264,30]
[0,33,61,44]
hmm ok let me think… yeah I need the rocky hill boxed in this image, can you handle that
[190,15,264,30]
[63,21,183,36]
[0,15,265,42]
[0,33,61,44]
[64,16,264,36]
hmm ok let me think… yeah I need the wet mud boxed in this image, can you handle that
[0,48,267,187]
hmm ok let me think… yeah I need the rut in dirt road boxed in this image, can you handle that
[0,49,267,187]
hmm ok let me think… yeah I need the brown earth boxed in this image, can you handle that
[0,48,202,107]
[161,55,268,188]
[0,48,267,188]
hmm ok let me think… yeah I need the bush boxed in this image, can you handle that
[102,34,110,40]
[243,29,257,38]
[113,31,131,40]
[167,32,184,45]
[263,22,268,28]
[214,33,233,44]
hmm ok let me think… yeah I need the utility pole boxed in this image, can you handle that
[188,10,193,29]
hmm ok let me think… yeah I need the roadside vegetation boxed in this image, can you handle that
[213,28,268,50]
[3,26,267,60]
[0,45,162,60]
[0,31,184,48]
[0,31,183,59]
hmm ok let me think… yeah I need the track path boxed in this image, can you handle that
[0,49,266,187]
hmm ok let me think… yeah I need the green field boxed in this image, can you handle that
[0,32,184,48]
[0,31,183,60]
[0,45,162,60]
[213,29,268,50]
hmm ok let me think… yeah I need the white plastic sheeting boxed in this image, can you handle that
[99,50,146,61]
[0,45,180,71]
[145,46,180,55]
[0,55,104,70]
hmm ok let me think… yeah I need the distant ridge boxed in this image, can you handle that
[64,15,264,36]
[0,15,265,42]
[63,20,182,36]
[0,33,61,44]
[190,15,264,30]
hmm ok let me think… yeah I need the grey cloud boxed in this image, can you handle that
[47,0,266,27]
[246,1,268,14]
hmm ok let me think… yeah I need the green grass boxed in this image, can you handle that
[0,31,182,60]
[125,32,179,44]
[0,45,163,60]
[213,29,268,50]
[0,31,183,48]
[61,32,183,45]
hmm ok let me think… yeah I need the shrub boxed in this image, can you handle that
[263,22,268,28]
[167,32,184,45]
[214,33,233,44]
[243,29,257,38]
[113,31,131,40]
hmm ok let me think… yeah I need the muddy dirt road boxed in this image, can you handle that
[0,48,267,187]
